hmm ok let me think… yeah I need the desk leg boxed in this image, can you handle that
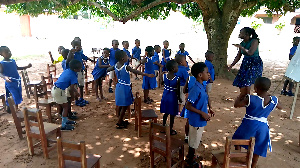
[290,83,299,119]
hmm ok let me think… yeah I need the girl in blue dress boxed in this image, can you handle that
[233,77,282,168]
[177,43,195,71]
[228,27,263,98]
[161,40,171,72]
[160,60,181,135]
[0,46,32,113]
[92,48,110,101]
[107,50,154,129]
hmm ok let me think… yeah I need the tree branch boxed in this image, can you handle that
[0,0,40,5]
[241,0,259,10]
[88,1,120,21]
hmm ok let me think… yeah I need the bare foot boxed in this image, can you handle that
[96,97,102,102]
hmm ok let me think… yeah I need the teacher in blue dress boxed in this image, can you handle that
[228,27,263,97]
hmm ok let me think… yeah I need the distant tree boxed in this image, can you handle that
[2,0,300,77]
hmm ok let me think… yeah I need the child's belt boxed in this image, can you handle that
[7,76,21,88]
[164,85,177,92]
[244,114,272,152]
[118,79,131,86]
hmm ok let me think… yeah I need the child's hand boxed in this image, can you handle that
[201,113,211,121]
[48,51,51,54]
[27,63,32,68]
[147,74,155,78]
[4,76,11,82]
[208,109,215,117]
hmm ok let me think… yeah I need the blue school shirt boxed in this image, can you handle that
[0,59,20,80]
[188,76,208,93]
[205,60,215,82]
[74,51,88,70]
[175,65,189,86]
[110,48,120,66]
[290,46,297,57]
[144,57,155,74]
[61,59,69,70]
[54,69,78,90]
[152,52,160,71]
[132,46,141,60]
[123,48,131,65]
[187,81,208,127]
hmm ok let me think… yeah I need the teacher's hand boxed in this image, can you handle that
[232,44,241,48]
[227,65,233,71]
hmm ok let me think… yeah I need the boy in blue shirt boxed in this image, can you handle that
[122,41,131,65]
[132,39,141,80]
[109,39,120,93]
[204,51,215,93]
[175,54,189,114]
[51,59,81,131]
[281,36,300,96]
[185,62,215,167]
[177,43,195,71]
[67,40,94,106]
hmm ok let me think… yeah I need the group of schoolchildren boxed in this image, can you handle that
[0,34,293,167]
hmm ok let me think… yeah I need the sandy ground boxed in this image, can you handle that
[0,54,299,168]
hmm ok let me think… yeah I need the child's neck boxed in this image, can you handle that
[257,91,268,98]
[167,71,175,78]
[135,46,139,48]
[3,57,11,61]
[206,59,212,62]
[196,78,204,84]
[180,49,184,52]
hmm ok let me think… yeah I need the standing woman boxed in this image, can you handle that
[228,27,263,97]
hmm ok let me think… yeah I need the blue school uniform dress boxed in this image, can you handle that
[160,74,179,116]
[142,57,157,90]
[54,69,78,90]
[0,59,22,106]
[232,95,278,157]
[74,51,88,70]
[152,52,160,71]
[290,45,297,57]
[233,39,263,88]
[61,59,69,70]
[115,64,134,106]
[92,56,109,80]
[177,50,190,71]
[123,48,131,65]
[175,65,189,86]
[161,49,171,72]
[205,60,215,82]
[132,46,141,61]
[187,81,208,127]
[110,48,120,66]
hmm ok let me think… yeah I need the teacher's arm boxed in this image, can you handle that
[228,49,242,71]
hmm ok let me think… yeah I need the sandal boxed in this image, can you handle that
[147,97,154,102]
[171,129,177,135]
[122,120,129,126]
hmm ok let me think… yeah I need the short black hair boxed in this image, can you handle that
[254,77,271,92]
[166,60,178,72]
[103,48,110,52]
[112,39,119,44]
[191,62,207,77]
[145,46,154,53]
[154,45,160,50]
[179,43,185,47]
[69,59,82,70]
[115,50,126,62]
[0,46,8,55]
[61,49,69,59]
[122,41,128,45]
[71,40,81,48]
[205,50,214,57]
[175,54,185,64]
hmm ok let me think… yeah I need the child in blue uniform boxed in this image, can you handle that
[160,60,181,135]
[185,62,215,167]
[281,36,300,96]
[67,40,94,106]
[233,77,282,168]
[61,49,70,70]
[132,39,141,80]
[153,45,163,84]
[108,40,120,93]
[161,40,171,72]
[122,41,131,65]
[0,46,32,113]
[139,46,161,104]
[92,48,110,101]
[177,43,195,71]
[51,59,82,131]
[204,51,215,93]
[107,50,154,129]
[175,54,189,114]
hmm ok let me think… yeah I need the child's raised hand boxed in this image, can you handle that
[27,63,32,68]
[208,109,215,117]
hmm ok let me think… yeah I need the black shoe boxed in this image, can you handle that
[287,91,294,96]
[280,90,287,95]
[122,120,129,126]
[61,125,75,131]
[66,120,77,125]
[71,112,78,115]
[109,88,113,93]
[68,115,78,120]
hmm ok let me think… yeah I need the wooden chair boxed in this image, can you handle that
[33,78,56,123]
[134,92,158,137]
[23,107,61,159]
[211,137,255,168]
[0,94,6,112]
[7,97,26,139]
[149,121,184,168]
[84,64,95,95]
[57,137,102,168]
[21,70,41,98]
[41,74,53,95]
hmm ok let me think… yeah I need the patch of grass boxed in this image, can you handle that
[11,54,45,61]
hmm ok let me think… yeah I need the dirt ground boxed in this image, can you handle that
[0,55,299,168]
